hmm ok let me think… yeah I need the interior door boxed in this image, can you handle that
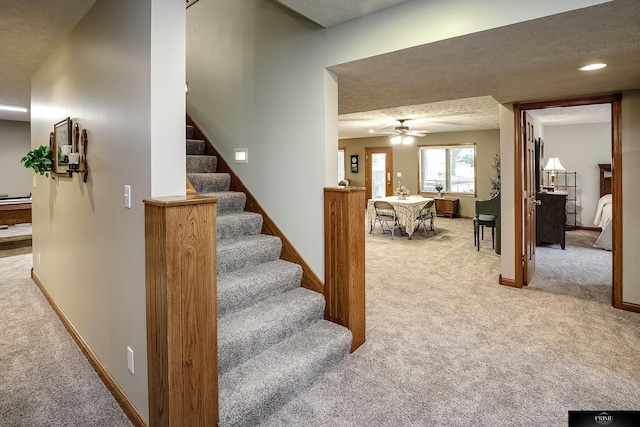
[365,147,393,203]
[523,112,536,284]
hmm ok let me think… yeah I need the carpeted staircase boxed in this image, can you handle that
[186,125,352,426]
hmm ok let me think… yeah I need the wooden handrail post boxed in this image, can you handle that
[324,187,365,352]
[144,195,218,426]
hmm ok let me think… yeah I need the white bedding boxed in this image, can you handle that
[593,194,612,251]
[594,194,612,229]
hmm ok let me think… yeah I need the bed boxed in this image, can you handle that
[0,196,32,227]
[593,164,612,250]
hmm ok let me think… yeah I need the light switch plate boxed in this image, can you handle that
[124,185,131,209]
[127,346,134,374]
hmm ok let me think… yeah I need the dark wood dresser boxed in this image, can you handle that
[536,192,567,249]
[434,197,459,218]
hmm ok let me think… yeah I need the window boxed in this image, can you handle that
[419,145,476,195]
[337,149,345,183]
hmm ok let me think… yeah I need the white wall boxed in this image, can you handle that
[499,104,515,281]
[0,120,32,197]
[186,0,605,277]
[30,0,185,420]
[541,122,611,226]
[622,90,640,305]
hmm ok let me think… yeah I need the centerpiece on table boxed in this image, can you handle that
[395,182,410,200]
[435,183,443,198]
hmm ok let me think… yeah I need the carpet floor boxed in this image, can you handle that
[262,217,639,426]
[2,219,638,426]
[0,253,132,427]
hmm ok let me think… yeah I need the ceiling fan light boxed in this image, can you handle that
[390,135,402,144]
[579,63,607,71]
[403,136,414,144]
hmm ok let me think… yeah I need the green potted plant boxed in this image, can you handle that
[21,145,54,178]
[489,153,500,197]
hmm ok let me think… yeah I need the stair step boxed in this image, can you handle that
[217,234,282,275]
[217,211,263,241]
[186,125,194,139]
[186,155,217,174]
[218,287,325,375]
[217,260,302,316]
[218,320,352,427]
[186,138,205,155]
[200,191,246,214]
[188,173,231,193]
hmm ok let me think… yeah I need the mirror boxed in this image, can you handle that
[53,117,72,175]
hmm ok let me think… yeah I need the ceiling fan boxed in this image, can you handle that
[377,119,429,144]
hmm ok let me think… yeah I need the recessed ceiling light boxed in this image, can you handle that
[0,104,28,113]
[368,129,375,133]
[579,63,607,71]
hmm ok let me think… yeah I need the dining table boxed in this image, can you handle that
[366,195,436,239]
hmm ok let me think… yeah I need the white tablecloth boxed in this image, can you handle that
[366,195,435,238]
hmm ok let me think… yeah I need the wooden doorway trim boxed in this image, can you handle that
[364,146,393,202]
[513,94,622,307]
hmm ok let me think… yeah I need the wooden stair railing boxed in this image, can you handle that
[144,195,218,426]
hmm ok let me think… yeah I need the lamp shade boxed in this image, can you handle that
[544,157,565,171]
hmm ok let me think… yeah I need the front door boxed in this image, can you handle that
[523,112,536,284]
[365,146,393,203]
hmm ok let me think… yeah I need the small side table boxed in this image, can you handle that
[434,197,459,218]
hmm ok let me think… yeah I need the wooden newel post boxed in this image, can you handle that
[143,195,218,426]
[323,186,365,352]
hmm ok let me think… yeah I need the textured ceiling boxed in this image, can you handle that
[0,0,96,121]
[1,0,638,135]
[339,96,500,139]
[333,0,640,138]
[275,0,412,27]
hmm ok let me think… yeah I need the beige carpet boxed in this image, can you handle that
[0,253,132,426]
[263,217,640,426]
[2,219,637,426]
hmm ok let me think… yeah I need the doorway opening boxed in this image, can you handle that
[364,146,393,203]
[514,94,622,308]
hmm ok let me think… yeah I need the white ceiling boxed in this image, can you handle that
[329,0,640,138]
[275,0,413,27]
[529,104,611,126]
[0,0,96,121]
[338,96,501,139]
[1,0,638,139]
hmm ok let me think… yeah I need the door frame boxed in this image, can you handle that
[513,94,622,308]
[364,146,393,202]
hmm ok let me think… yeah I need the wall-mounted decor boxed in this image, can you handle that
[351,155,359,173]
[53,118,89,182]
[53,117,72,175]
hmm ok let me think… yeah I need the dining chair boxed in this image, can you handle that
[373,200,404,238]
[474,192,500,251]
[414,199,436,237]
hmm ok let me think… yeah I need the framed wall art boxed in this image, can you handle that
[53,117,72,175]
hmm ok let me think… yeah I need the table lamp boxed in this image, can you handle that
[544,157,565,188]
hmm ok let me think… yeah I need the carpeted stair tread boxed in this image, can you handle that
[186,155,217,173]
[217,260,302,316]
[218,287,325,375]
[182,124,353,424]
[217,234,282,274]
[217,211,263,241]
[186,138,205,155]
[188,172,231,193]
[218,320,352,427]
[199,191,246,214]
